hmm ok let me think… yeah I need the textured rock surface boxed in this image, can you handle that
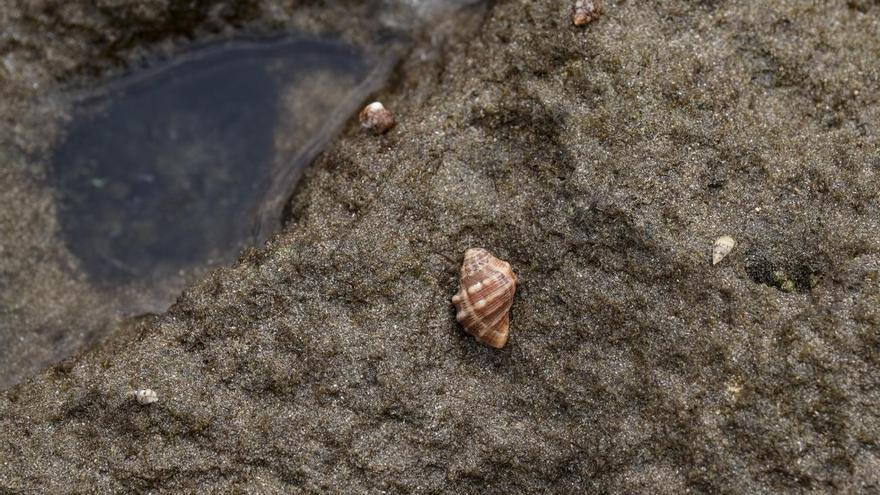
[2,0,880,493]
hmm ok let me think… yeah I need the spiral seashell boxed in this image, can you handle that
[451,248,517,348]
[572,0,602,26]
[359,101,395,134]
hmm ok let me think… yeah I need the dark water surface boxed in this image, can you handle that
[50,36,395,307]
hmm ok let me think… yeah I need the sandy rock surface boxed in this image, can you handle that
[2,0,879,492]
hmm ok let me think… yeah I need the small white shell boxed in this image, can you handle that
[359,101,395,134]
[134,389,158,405]
[712,236,736,265]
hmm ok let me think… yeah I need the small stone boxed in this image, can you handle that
[712,236,736,265]
[572,0,602,26]
[134,389,158,405]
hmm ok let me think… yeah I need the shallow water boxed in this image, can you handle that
[50,36,398,310]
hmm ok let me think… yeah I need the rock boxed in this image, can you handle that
[2,0,879,493]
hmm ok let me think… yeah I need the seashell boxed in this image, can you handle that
[451,248,517,348]
[134,389,158,405]
[712,235,736,265]
[572,0,602,26]
[359,101,395,134]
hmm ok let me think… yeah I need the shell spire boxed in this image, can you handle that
[451,248,517,348]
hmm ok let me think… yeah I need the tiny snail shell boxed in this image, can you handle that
[451,248,517,348]
[134,389,158,405]
[713,235,736,265]
[359,101,395,134]
[572,0,602,26]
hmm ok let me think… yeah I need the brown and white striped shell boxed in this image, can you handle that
[451,248,517,348]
